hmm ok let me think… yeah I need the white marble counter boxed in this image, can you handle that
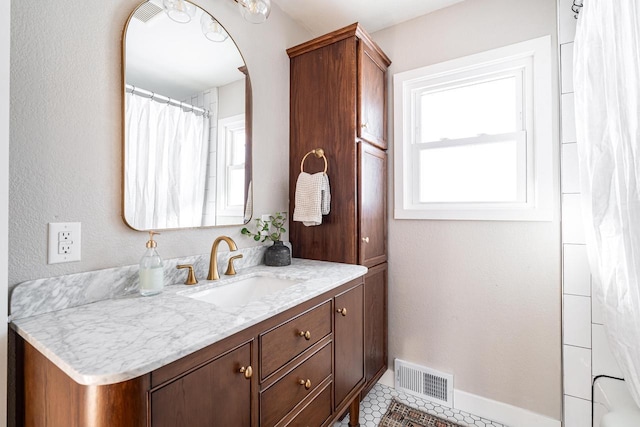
[11,259,367,386]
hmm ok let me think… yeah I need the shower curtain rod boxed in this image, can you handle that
[125,84,210,118]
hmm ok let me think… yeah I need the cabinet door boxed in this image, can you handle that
[364,263,388,391]
[151,341,253,427]
[334,283,364,409]
[358,40,388,150]
[359,142,387,267]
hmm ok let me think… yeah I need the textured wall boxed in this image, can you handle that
[373,0,562,419]
[2,0,11,421]
[9,0,310,287]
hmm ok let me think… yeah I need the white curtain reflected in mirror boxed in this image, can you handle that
[125,88,211,229]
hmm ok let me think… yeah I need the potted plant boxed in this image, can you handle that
[241,212,291,266]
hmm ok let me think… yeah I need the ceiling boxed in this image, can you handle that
[273,0,466,36]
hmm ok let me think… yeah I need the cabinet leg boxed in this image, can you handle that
[348,396,360,427]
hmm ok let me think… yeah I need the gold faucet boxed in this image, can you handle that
[208,236,242,280]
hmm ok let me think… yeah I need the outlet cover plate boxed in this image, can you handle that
[48,222,81,264]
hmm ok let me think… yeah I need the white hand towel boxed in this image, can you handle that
[293,172,331,226]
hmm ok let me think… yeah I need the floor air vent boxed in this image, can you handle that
[394,358,454,407]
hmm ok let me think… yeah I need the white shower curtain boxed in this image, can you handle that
[574,0,640,406]
[125,91,210,229]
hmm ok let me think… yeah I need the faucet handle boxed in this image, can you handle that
[225,254,243,276]
[177,264,198,285]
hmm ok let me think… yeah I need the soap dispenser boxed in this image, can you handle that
[139,231,164,296]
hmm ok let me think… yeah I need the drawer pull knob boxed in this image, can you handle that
[239,366,252,379]
[361,122,368,129]
[361,237,370,243]
[298,330,311,340]
[298,379,312,390]
[337,307,348,316]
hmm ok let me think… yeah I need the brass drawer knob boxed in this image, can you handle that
[298,330,311,340]
[361,122,368,129]
[337,307,347,317]
[239,366,252,379]
[361,237,369,243]
[298,379,312,390]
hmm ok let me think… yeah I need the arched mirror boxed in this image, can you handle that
[122,0,252,231]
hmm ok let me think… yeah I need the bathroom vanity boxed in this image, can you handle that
[10,257,367,427]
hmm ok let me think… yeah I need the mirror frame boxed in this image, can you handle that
[121,1,253,231]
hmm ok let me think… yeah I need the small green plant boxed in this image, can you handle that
[241,212,287,242]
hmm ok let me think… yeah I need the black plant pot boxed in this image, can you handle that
[264,241,291,267]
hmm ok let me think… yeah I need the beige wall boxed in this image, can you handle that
[373,0,562,419]
[9,0,310,288]
[2,0,10,423]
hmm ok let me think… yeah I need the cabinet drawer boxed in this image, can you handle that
[284,382,332,427]
[260,342,332,427]
[260,301,332,379]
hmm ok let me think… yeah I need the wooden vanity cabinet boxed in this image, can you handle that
[151,341,253,427]
[359,142,387,268]
[334,284,364,410]
[358,38,389,150]
[363,263,388,389]
[288,23,391,397]
[13,278,365,427]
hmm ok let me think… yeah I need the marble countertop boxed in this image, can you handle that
[11,259,367,386]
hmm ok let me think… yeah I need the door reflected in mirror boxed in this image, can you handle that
[123,0,252,231]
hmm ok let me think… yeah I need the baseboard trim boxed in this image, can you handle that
[376,369,560,427]
[378,368,395,388]
[454,389,561,427]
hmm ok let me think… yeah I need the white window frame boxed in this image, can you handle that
[394,35,555,221]
[216,114,245,220]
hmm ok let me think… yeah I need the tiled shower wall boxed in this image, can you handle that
[559,1,624,426]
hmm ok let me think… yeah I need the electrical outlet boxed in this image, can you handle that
[58,242,72,254]
[48,222,81,264]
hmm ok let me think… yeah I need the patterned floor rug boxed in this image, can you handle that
[379,399,465,427]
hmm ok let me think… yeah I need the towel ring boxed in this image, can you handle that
[300,148,328,174]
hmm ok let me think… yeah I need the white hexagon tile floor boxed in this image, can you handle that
[334,383,507,427]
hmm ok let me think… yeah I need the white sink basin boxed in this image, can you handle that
[184,275,301,308]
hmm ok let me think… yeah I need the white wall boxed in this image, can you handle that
[9,0,310,288]
[218,78,245,120]
[373,0,562,419]
[1,1,10,424]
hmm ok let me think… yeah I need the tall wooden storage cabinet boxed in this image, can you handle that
[287,23,391,396]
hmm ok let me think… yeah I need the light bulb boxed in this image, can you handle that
[200,13,229,42]
[162,0,196,23]
[237,0,271,24]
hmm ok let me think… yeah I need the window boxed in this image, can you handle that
[216,114,245,223]
[394,36,555,221]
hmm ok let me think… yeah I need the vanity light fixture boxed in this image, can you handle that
[164,0,270,25]
[236,0,271,24]
[162,0,196,23]
[200,13,229,42]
